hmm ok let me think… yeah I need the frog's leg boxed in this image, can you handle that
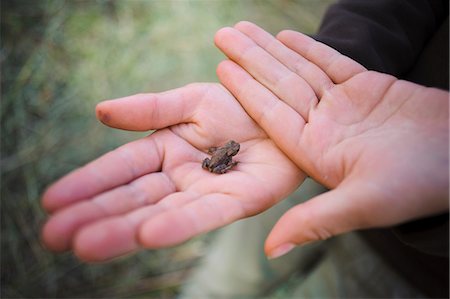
[202,158,211,170]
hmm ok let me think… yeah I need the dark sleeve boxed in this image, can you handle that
[392,213,449,257]
[312,1,449,297]
[314,0,448,76]
[313,0,449,255]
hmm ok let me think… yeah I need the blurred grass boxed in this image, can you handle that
[1,0,333,297]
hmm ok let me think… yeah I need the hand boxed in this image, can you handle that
[215,22,449,258]
[42,83,302,262]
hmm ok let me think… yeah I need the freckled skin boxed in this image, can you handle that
[202,140,240,174]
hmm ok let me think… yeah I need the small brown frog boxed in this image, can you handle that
[202,140,240,174]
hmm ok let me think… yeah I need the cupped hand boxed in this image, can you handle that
[215,22,449,257]
[42,83,303,261]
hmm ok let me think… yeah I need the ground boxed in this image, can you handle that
[1,1,332,297]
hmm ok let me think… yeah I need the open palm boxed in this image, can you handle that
[42,83,302,261]
[215,22,448,256]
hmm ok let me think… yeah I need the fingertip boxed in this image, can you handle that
[216,59,227,72]
[41,178,79,213]
[264,203,318,255]
[42,201,107,252]
[265,188,365,259]
[95,101,111,125]
[214,26,234,47]
[277,30,312,44]
[275,29,292,40]
[266,242,296,260]
[216,60,251,93]
[233,20,254,30]
[234,21,269,39]
[41,216,72,252]
[94,95,149,131]
[216,60,235,79]
[41,178,81,213]
[41,185,58,213]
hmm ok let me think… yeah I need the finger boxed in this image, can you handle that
[265,183,379,259]
[215,27,316,121]
[42,201,105,252]
[139,193,245,248]
[74,192,196,261]
[266,188,354,252]
[42,173,174,252]
[277,30,366,84]
[217,60,305,162]
[74,217,139,262]
[96,83,207,131]
[42,135,163,213]
[234,21,333,99]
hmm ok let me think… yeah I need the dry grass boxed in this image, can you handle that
[1,0,332,297]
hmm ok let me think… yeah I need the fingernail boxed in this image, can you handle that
[267,243,296,259]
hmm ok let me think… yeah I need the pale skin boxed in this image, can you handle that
[41,21,448,262]
[41,83,303,262]
[214,21,449,257]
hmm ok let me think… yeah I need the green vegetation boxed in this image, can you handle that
[1,0,332,297]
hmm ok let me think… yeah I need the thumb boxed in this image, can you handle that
[95,84,202,131]
[264,184,377,259]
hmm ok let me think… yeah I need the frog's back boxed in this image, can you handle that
[210,149,232,165]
